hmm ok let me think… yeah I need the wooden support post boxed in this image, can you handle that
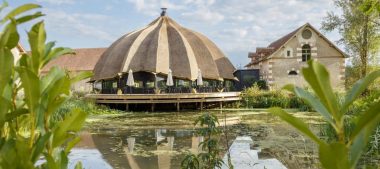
[176,98,180,112]
[126,103,129,111]
[151,103,155,112]
[219,101,222,109]
[200,102,203,111]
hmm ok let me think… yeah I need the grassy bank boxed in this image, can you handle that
[240,84,313,111]
[54,93,123,122]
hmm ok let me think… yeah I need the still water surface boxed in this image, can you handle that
[70,110,323,169]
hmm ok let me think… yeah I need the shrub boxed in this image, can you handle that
[55,97,123,117]
[241,84,312,110]
[0,3,91,168]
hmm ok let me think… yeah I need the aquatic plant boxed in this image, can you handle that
[268,60,380,169]
[0,2,91,168]
[181,113,232,169]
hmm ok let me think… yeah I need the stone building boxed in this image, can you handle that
[245,23,346,89]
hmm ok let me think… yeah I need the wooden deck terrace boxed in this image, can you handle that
[85,92,241,111]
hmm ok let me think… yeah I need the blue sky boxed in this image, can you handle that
[11,0,341,68]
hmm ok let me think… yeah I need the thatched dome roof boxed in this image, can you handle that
[92,13,235,81]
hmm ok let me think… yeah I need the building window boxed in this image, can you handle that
[302,29,312,39]
[288,70,298,76]
[287,50,291,57]
[302,44,311,62]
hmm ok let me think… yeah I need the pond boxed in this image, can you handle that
[71,110,324,169]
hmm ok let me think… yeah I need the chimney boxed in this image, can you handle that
[160,8,167,16]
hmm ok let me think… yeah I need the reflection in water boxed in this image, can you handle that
[155,129,166,143]
[71,111,323,169]
[191,136,203,154]
[74,129,199,169]
[127,137,135,153]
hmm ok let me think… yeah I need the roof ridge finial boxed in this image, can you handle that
[161,7,167,16]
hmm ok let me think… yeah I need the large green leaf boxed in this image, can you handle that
[0,49,13,95]
[64,136,81,154]
[31,132,52,162]
[350,100,380,139]
[42,47,74,67]
[268,107,323,145]
[5,108,28,122]
[41,67,65,94]
[28,21,46,73]
[16,67,40,114]
[52,109,87,148]
[349,101,380,166]
[0,21,19,49]
[319,142,350,169]
[342,70,380,113]
[0,81,12,128]
[284,84,334,125]
[15,12,44,24]
[70,71,93,84]
[74,162,83,169]
[3,21,20,49]
[44,153,59,169]
[1,4,41,23]
[302,60,340,120]
[59,151,69,169]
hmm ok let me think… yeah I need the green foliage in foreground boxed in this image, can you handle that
[0,3,91,168]
[268,60,380,169]
[320,90,380,166]
[181,113,232,169]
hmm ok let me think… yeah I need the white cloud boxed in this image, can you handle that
[31,0,341,66]
[120,0,341,66]
[37,0,75,5]
[43,9,115,42]
[181,8,224,24]
[127,0,184,16]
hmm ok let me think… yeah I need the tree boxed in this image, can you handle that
[322,0,380,79]
[361,0,380,15]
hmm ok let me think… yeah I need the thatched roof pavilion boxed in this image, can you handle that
[92,10,235,82]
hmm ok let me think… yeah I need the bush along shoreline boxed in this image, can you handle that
[241,84,313,111]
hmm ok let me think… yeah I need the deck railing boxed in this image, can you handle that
[100,86,233,94]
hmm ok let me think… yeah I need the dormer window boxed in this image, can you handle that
[302,44,311,62]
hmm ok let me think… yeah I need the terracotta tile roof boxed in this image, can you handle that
[41,48,106,73]
[267,27,301,51]
[245,25,302,67]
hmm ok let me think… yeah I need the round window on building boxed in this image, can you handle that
[302,29,312,39]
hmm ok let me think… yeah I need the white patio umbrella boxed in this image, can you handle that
[127,69,135,87]
[197,69,203,86]
[166,69,174,86]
